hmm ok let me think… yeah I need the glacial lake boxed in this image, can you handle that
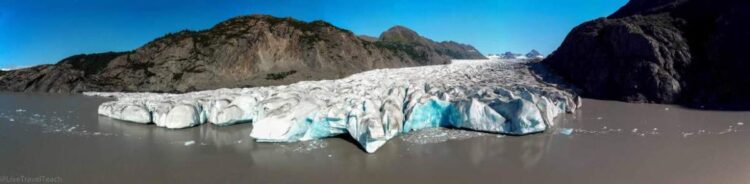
[1,92,750,183]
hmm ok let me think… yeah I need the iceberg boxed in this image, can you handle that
[87,59,580,153]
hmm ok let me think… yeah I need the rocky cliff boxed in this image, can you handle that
[0,15,484,93]
[544,0,750,108]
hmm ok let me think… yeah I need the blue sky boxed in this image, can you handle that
[0,0,627,68]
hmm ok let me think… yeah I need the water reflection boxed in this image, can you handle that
[97,116,256,152]
[97,114,555,170]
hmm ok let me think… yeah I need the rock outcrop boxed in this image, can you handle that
[0,15,484,93]
[544,0,750,108]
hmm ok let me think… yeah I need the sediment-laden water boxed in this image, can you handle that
[2,92,749,183]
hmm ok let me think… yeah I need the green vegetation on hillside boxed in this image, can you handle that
[265,70,297,80]
[375,41,428,61]
[60,51,129,76]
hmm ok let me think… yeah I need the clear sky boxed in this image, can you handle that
[0,0,627,69]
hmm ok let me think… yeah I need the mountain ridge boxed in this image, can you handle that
[0,14,485,93]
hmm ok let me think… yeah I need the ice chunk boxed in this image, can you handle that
[184,140,195,146]
[163,103,203,129]
[250,94,340,142]
[487,97,546,134]
[346,99,390,153]
[402,98,455,132]
[214,105,246,126]
[452,98,508,133]
[559,128,573,135]
[98,102,151,124]
[203,99,230,124]
[149,102,174,127]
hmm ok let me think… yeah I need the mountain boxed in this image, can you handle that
[499,52,521,59]
[525,49,543,59]
[0,52,126,93]
[544,0,750,108]
[0,15,484,93]
[377,26,486,61]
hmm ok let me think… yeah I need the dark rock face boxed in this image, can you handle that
[544,0,750,107]
[0,15,484,93]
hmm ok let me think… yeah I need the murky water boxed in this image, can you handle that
[1,92,749,183]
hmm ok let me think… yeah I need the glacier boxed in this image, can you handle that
[86,59,580,153]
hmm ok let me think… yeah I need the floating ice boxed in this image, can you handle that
[87,59,580,153]
[559,128,574,135]
[400,128,489,144]
[184,140,195,146]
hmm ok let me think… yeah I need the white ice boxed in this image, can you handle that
[559,128,574,135]
[184,140,195,146]
[86,59,580,153]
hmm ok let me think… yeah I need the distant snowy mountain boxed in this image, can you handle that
[486,50,544,60]
[486,53,501,60]
[500,52,521,59]
[0,65,30,71]
[525,49,544,59]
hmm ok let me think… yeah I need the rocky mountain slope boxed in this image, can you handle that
[377,26,486,61]
[0,15,484,93]
[544,0,750,108]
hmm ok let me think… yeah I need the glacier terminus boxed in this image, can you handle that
[86,59,581,153]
